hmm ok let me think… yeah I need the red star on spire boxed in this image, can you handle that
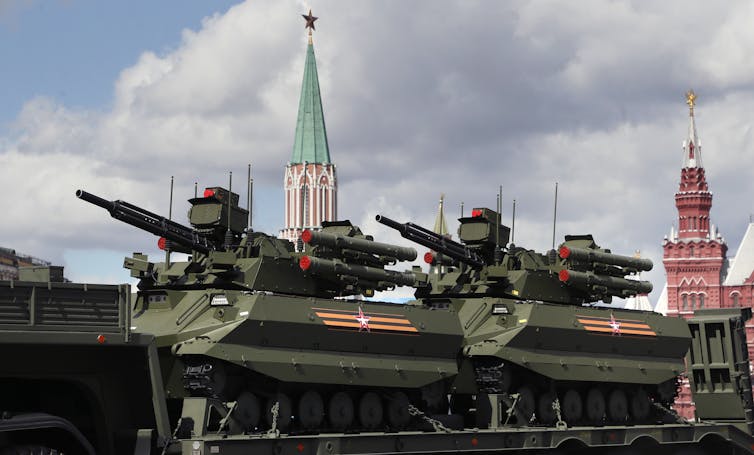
[302,9,318,31]
[355,306,370,332]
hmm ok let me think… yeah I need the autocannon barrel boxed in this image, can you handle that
[76,189,116,212]
[376,214,485,268]
[299,255,416,287]
[559,269,653,295]
[559,246,653,272]
[76,189,214,254]
[301,229,417,262]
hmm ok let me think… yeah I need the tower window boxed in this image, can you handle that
[301,185,309,228]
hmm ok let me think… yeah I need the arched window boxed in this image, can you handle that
[301,185,309,228]
[698,294,705,309]
[732,293,740,307]
[690,294,697,310]
[682,294,688,310]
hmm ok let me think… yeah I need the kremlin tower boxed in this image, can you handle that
[662,90,728,320]
[280,11,337,249]
[661,91,727,419]
[659,90,754,419]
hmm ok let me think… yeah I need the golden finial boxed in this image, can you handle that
[685,89,697,116]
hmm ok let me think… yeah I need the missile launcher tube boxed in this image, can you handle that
[300,255,416,287]
[302,229,417,262]
[559,269,653,295]
[559,245,653,272]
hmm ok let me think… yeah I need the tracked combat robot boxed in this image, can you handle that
[76,186,690,436]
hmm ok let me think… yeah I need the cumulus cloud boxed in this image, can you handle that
[2,0,754,304]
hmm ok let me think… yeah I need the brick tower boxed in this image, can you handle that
[662,90,728,419]
[280,10,337,249]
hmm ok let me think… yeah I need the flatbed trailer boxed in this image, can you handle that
[171,422,754,454]
[2,277,754,454]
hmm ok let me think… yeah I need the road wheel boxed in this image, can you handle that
[607,389,628,423]
[586,388,605,425]
[630,387,651,422]
[358,392,383,429]
[233,391,261,431]
[561,389,583,424]
[538,391,558,425]
[387,391,411,429]
[328,391,355,430]
[515,385,536,424]
[298,389,325,429]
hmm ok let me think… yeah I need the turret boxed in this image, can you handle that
[377,207,653,305]
[77,189,420,299]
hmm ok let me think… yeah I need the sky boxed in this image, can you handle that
[1,0,753,305]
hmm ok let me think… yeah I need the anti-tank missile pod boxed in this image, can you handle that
[559,245,654,271]
[301,228,417,262]
[299,255,417,289]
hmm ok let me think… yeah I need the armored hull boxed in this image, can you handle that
[136,290,462,390]
[458,298,689,425]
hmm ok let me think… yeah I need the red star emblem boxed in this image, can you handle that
[355,306,370,332]
[609,313,621,336]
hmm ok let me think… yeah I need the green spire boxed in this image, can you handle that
[290,38,331,164]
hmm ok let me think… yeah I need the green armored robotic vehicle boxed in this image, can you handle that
[75,186,690,435]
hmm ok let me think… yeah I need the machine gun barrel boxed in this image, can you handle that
[76,189,214,255]
[299,255,416,288]
[375,215,485,268]
[559,269,653,296]
[302,229,417,262]
[559,246,653,272]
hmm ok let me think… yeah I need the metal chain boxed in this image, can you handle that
[503,393,520,426]
[407,404,452,433]
[652,400,686,423]
[552,398,567,430]
[160,417,184,455]
[266,401,281,438]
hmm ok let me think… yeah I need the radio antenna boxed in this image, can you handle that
[224,172,233,251]
[246,164,253,232]
[165,176,174,267]
[495,185,503,263]
[551,182,559,249]
[511,199,516,245]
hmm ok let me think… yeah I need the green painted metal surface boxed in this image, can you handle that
[290,41,331,164]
